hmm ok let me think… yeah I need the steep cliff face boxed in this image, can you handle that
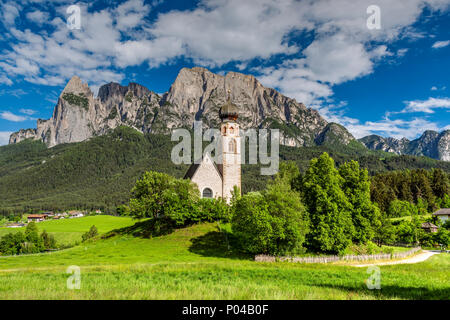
[359,130,450,161]
[8,67,449,161]
[9,67,331,148]
[160,67,328,146]
[9,129,37,144]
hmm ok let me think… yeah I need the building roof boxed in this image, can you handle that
[219,98,239,121]
[28,214,47,218]
[421,222,438,229]
[433,208,450,216]
[184,155,223,180]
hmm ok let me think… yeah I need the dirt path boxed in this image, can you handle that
[353,250,441,267]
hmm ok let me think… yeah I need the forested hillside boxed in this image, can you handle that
[1,126,449,215]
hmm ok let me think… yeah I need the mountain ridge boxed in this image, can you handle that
[359,130,450,161]
[8,67,450,161]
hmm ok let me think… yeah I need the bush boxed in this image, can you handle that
[0,232,25,255]
[82,225,99,242]
[232,178,309,256]
[128,171,200,226]
[434,228,450,249]
[197,198,230,223]
[40,230,57,249]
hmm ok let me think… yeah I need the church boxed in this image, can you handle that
[184,97,241,202]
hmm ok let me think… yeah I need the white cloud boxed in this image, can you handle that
[0,74,13,85]
[1,2,20,27]
[397,48,409,57]
[316,103,444,140]
[432,40,450,49]
[26,10,50,25]
[0,111,31,122]
[0,132,13,146]
[0,0,449,112]
[403,97,450,113]
[19,108,37,115]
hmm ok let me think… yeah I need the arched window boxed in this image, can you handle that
[229,127,234,134]
[228,139,236,153]
[202,188,213,198]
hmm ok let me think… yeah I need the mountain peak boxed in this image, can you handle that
[62,76,92,96]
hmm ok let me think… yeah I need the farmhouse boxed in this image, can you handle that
[27,214,48,222]
[68,211,84,218]
[184,95,241,203]
[433,208,450,224]
[421,222,438,233]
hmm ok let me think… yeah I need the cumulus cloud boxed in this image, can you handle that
[26,10,50,25]
[1,0,450,139]
[3,0,448,91]
[316,103,444,139]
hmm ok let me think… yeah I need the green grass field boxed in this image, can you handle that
[0,219,448,300]
[0,215,136,245]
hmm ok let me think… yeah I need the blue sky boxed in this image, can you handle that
[0,0,449,145]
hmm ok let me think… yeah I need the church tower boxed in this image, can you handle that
[219,92,241,202]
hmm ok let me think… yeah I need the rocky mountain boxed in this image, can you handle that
[359,130,450,161]
[9,67,348,148]
[8,67,449,162]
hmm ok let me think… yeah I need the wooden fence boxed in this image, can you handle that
[255,247,421,264]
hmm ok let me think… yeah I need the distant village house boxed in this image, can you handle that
[27,214,49,222]
[433,208,450,224]
[421,222,439,233]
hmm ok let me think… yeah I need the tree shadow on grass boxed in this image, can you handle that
[312,283,450,300]
[188,226,252,260]
[102,218,174,239]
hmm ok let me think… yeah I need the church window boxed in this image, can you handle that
[202,188,213,198]
[228,139,236,153]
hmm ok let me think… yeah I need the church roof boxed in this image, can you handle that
[219,98,239,121]
[184,155,223,180]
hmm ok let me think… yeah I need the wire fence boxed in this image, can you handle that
[255,247,421,264]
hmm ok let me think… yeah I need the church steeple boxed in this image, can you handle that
[219,89,239,122]
[219,91,241,202]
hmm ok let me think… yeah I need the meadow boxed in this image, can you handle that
[0,215,135,245]
[0,219,448,300]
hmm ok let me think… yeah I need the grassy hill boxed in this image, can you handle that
[0,219,448,299]
[1,126,449,214]
[0,215,135,245]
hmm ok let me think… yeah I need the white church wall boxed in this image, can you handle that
[191,154,223,199]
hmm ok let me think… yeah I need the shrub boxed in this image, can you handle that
[82,225,99,242]
[40,230,57,249]
[232,178,309,255]
[128,171,200,226]
[197,198,230,223]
